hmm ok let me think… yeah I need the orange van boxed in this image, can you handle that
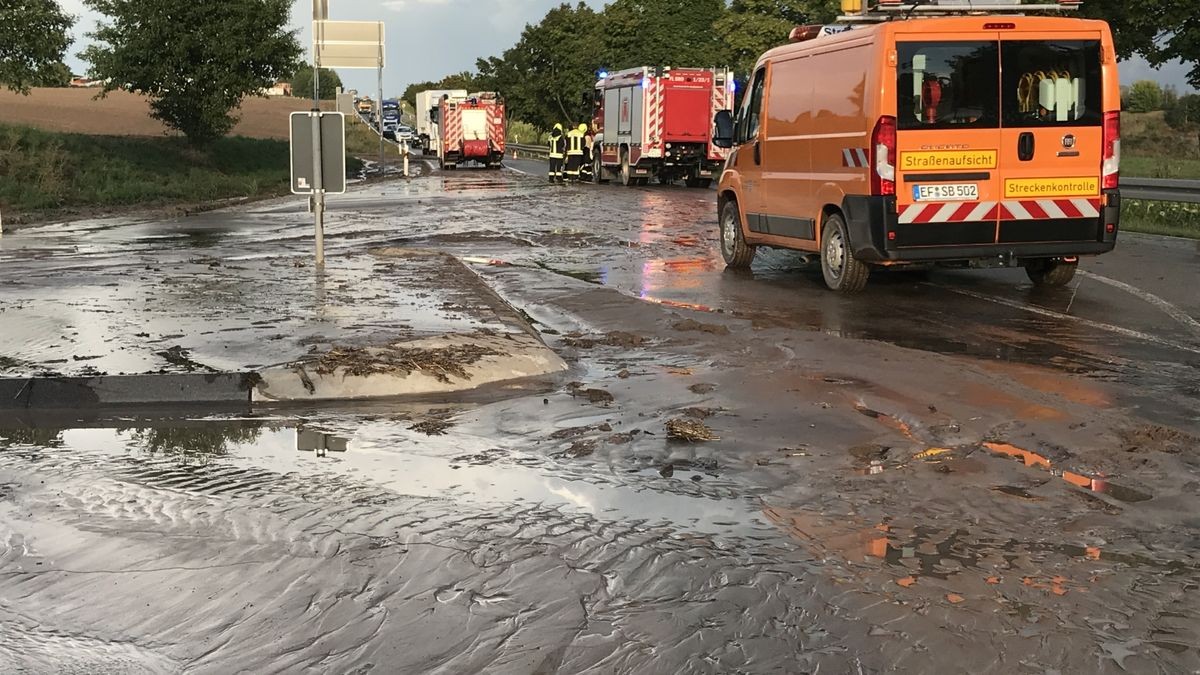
[713,5,1121,291]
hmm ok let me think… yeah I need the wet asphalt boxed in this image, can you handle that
[1,160,1198,673]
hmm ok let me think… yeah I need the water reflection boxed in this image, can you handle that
[296,428,349,456]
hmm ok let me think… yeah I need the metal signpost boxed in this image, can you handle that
[301,1,383,267]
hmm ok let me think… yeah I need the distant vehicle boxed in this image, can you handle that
[395,125,416,143]
[415,89,468,156]
[382,99,400,112]
[356,98,373,115]
[592,66,733,188]
[437,92,505,170]
[380,109,401,139]
[713,0,1121,292]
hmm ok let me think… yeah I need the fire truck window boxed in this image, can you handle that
[897,42,998,130]
[737,68,767,144]
[1001,41,1101,127]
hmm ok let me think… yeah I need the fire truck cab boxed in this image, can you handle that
[714,0,1121,291]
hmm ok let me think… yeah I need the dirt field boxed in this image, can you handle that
[0,88,332,139]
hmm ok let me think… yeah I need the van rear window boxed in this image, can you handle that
[1002,40,1102,127]
[897,42,999,130]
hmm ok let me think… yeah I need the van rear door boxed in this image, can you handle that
[893,36,1003,247]
[997,34,1106,244]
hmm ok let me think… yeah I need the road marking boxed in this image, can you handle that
[929,284,1200,356]
[1077,270,1200,339]
[504,165,530,176]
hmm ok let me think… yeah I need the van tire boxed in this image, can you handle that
[720,200,756,269]
[1025,258,1077,287]
[820,213,869,292]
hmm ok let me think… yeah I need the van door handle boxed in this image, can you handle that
[1018,132,1035,161]
[753,140,761,165]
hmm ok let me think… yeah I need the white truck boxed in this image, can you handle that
[415,89,468,156]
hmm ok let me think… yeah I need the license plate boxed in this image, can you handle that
[913,183,978,201]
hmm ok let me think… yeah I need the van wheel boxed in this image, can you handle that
[1025,258,1077,287]
[620,150,634,187]
[720,200,756,269]
[820,213,869,292]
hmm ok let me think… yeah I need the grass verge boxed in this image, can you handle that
[1121,199,1200,238]
[0,123,362,224]
[1122,155,1200,180]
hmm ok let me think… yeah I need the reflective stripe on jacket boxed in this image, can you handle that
[548,133,565,159]
[567,130,584,155]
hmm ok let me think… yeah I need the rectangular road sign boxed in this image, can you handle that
[314,20,384,69]
[289,111,346,195]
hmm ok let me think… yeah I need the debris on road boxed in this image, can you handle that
[666,417,719,442]
[313,342,499,383]
[671,318,730,335]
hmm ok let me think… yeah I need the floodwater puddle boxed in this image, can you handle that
[984,441,1153,503]
[0,419,769,537]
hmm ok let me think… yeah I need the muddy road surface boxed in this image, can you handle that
[1,166,1199,674]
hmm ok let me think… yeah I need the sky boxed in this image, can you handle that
[56,0,1196,97]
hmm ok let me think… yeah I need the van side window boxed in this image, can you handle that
[737,67,767,144]
[1002,41,1101,127]
[897,42,998,130]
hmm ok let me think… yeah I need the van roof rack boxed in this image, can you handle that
[836,0,1080,23]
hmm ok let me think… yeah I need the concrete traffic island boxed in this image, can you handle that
[254,331,566,402]
[0,226,566,407]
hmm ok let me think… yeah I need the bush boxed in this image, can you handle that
[1166,93,1200,130]
[1127,80,1164,113]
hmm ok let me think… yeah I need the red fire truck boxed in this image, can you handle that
[436,92,506,170]
[590,67,734,187]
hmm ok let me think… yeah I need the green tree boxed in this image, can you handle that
[601,0,727,70]
[1127,79,1164,112]
[500,2,603,128]
[0,0,73,94]
[715,0,839,80]
[1081,0,1200,89]
[31,61,72,87]
[81,0,301,145]
[290,64,342,100]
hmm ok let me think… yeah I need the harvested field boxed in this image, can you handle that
[0,88,332,139]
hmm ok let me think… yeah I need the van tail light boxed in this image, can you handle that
[1102,110,1120,190]
[871,115,896,196]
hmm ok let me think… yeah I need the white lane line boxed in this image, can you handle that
[504,165,530,176]
[1077,270,1200,338]
[928,283,1200,356]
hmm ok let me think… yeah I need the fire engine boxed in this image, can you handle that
[436,92,506,170]
[714,0,1120,291]
[591,67,734,188]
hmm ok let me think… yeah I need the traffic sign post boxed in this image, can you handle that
[290,111,345,267]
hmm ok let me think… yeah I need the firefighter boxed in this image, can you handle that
[564,123,585,182]
[578,123,594,183]
[547,123,565,183]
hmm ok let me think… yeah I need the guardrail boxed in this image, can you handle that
[503,146,1200,204]
[508,143,549,159]
[1120,178,1200,204]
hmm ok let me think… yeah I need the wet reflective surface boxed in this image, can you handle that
[2,164,1199,673]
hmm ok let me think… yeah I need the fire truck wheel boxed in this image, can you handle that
[820,213,869,292]
[592,153,607,184]
[720,200,756,269]
[620,151,635,187]
[1024,258,1077,287]
[685,177,712,189]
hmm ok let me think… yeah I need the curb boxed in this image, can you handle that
[0,373,257,409]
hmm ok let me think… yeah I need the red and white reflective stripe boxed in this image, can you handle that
[490,103,506,151]
[842,148,869,168]
[646,77,663,152]
[898,201,999,224]
[710,72,730,160]
[446,108,462,151]
[1000,198,1101,220]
